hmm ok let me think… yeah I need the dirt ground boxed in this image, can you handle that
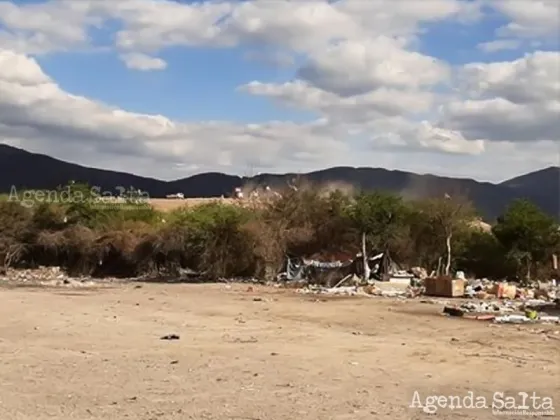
[0,283,558,420]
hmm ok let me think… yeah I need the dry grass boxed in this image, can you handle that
[148,198,236,212]
[146,180,357,212]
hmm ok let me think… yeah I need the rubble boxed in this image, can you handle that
[296,285,368,297]
[410,267,428,279]
[0,266,118,287]
[295,281,423,298]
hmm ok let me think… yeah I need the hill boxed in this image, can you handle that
[499,166,560,221]
[0,144,558,221]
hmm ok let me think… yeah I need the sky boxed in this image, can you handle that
[0,0,558,182]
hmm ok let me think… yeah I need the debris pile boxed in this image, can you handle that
[295,280,421,299]
[0,266,113,287]
[442,293,559,324]
[493,314,560,324]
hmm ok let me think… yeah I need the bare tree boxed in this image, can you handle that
[419,195,475,276]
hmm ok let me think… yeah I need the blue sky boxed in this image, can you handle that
[0,0,558,181]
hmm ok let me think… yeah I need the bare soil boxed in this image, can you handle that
[0,283,558,420]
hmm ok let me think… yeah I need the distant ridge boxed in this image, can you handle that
[0,144,558,221]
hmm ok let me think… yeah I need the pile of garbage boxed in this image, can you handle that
[293,270,560,324]
[0,266,114,287]
[464,278,557,301]
[439,279,559,324]
[295,282,419,298]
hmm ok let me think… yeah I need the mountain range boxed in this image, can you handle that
[1,144,558,221]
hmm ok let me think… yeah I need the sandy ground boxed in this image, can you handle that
[0,283,558,420]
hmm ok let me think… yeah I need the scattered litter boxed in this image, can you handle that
[0,266,122,287]
[493,315,560,324]
[443,306,464,317]
[160,334,180,340]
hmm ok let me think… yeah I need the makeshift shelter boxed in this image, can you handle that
[277,254,356,286]
[277,249,412,285]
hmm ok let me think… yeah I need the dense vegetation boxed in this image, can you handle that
[1,182,558,283]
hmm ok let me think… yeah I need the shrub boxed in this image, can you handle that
[138,203,257,278]
[35,225,98,275]
[0,202,33,269]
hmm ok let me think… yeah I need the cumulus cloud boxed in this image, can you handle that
[477,39,521,53]
[120,52,167,70]
[489,0,560,40]
[297,37,451,96]
[439,51,560,143]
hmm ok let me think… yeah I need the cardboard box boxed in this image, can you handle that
[489,283,517,299]
[425,277,465,297]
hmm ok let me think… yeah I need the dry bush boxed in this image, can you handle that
[200,218,257,279]
[241,219,291,280]
[0,202,33,269]
[35,225,98,275]
[133,225,192,276]
[132,202,258,279]
[30,202,68,231]
[240,184,355,280]
[92,229,145,277]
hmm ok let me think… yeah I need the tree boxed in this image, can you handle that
[416,196,476,276]
[455,230,514,279]
[492,199,560,282]
[348,192,408,278]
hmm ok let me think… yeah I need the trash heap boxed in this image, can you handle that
[439,277,559,324]
[293,271,560,324]
[442,298,559,324]
[0,266,113,287]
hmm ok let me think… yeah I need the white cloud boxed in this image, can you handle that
[0,0,483,55]
[297,37,450,96]
[489,0,560,40]
[240,80,436,118]
[120,52,167,70]
[439,51,560,143]
[477,39,521,53]
[459,51,560,104]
